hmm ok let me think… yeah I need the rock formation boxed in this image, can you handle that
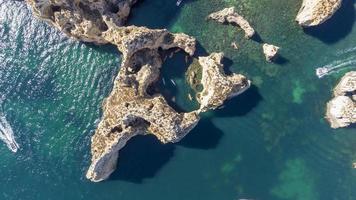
[188,53,251,112]
[296,0,342,27]
[26,0,138,43]
[326,71,356,128]
[262,43,280,62]
[86,27,200,182]
[207,7,255,38]
[26,0,251,182]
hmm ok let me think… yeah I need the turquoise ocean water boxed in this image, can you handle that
[1,0,356,199]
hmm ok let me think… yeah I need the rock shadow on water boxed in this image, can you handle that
[178,118,223,149]
[274,55,289,65]
[82,42,121,55]
[222,56,234,75]
[250,32,264,44]
[109,119,224,183]
[128,0,197,29]
[194,41,209,57]
[214,85,263,117]
[303,0,355,44]
[109,134,175,183]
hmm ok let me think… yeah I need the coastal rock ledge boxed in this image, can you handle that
[326,71,356,128]
[207,7,255,38]
[26,0,251,182]
[296,0,342,26]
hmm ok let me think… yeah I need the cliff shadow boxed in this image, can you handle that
[303,0,356,44]
[222,56,234,75]
[194,41,209,57]
[127,0,197,29]
[214,85,263,117]
[83,43,121,55]
[109,134,175,183]
[250,32,264,44]
[274,55,289,65]
[178,118,223,149]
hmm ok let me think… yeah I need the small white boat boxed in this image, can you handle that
[162,78,166,86]
[316,67,329,78]
[176,0,183,6]
[170,79,177,86]
[0,115,19,153]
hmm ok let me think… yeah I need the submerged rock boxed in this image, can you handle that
[207,7,255,38]
[296,0,342,27]
[262,43,280,62]
[326,71,356,128]
[27,0,251,182]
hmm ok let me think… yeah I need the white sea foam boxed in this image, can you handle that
[336,46,356,56]
[0,115,19,152]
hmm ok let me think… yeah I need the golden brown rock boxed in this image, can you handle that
[296,0,342,27]
[262,43,280,62]
[26,0,251,182]
[193,53,251,112]
[207,7,255,38]
[26,0,138,43]
[326,71,356,128]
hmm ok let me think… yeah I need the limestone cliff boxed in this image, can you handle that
[26,0,138,43]
[86,27,200,182]
[326,71,356,128]
[189,53,251,112]
[207,7,255,38]
[296,0,342,27]
[26,0,251,182]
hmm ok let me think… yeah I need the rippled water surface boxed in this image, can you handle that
[1,0,356,199]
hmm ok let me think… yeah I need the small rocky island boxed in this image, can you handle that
[296,0,342,26]
[262,43,280,62]
[26,0,251,182]
[326,71,356,128]
[207,7,255,38]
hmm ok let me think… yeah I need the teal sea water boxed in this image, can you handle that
[1,0,356,199]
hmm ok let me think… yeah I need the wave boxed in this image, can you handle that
[0,115,19,152]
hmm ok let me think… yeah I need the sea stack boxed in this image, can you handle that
[188,53,251,112]
[296,0,342,27]
[207,7,255,38]
[26,0,251,182]
[262,43,280,62]
[326,71,356,128]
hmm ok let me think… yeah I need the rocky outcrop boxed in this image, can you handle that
[207,7,255,38]
[26,0,251,182]
[194,53,250,112]
[326,71,356,128]
[26,0,138,43]
[86,27,200,182]
[296,0,342,27]
[262,43,280,62]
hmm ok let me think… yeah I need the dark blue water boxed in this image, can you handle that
[1,0,356,199]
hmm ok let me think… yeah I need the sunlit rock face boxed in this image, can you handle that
[207,7,255,38]
[262,44,280,62]
[26,0,251,182]
[26,0,138,43]
[296,0,342,27]
[86,28,200,182]
[187,53,251,112]
[326,71,356,129]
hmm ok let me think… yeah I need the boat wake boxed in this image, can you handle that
[316,57,356,78]
[0,115,19,153]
